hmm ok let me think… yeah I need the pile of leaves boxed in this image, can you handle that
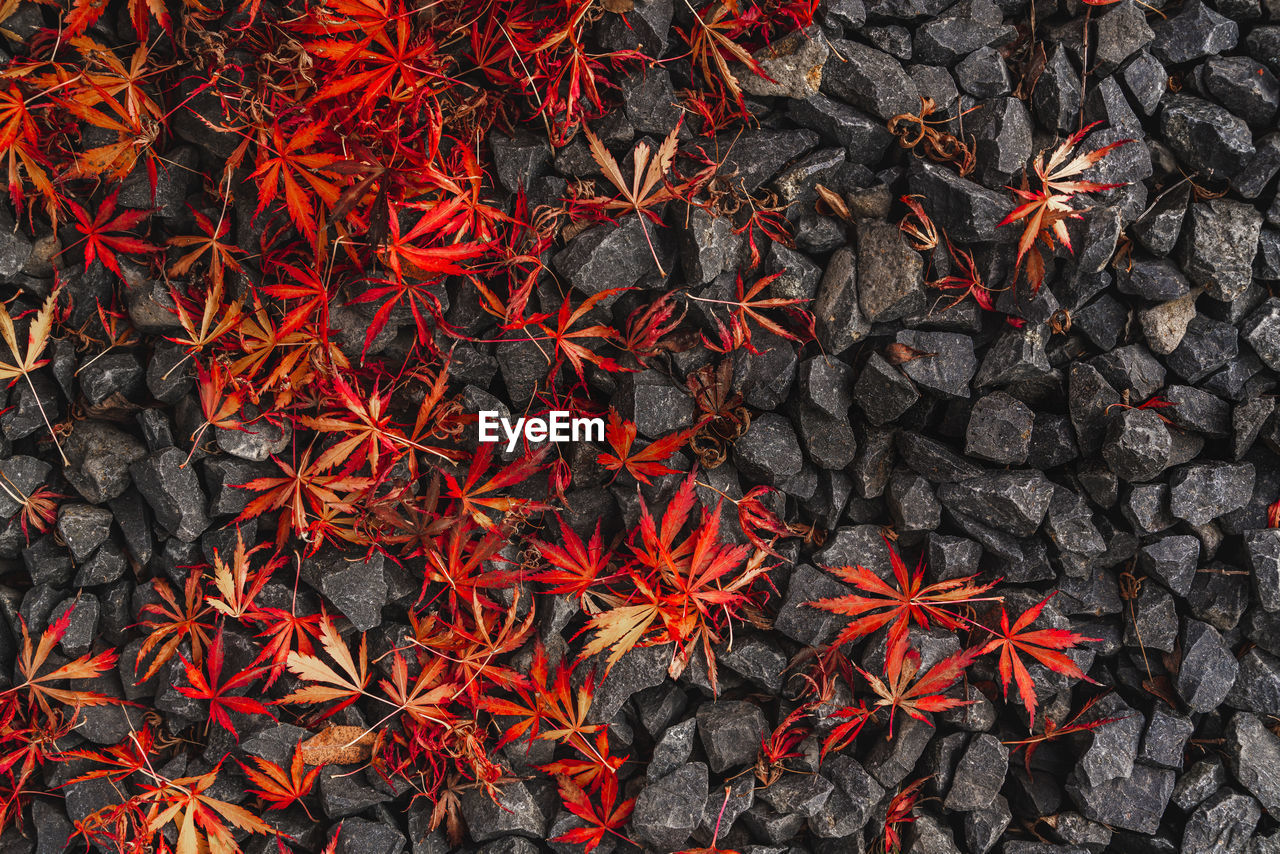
[0,0,1132,850]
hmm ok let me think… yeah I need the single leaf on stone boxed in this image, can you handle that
[979,594,1099,723]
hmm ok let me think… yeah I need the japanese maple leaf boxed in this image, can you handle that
[377,196,488,284]
[538,729,627,791]
[65,190,156,277]
[176,629,272,739]
[807,538,999,668]
[413,591,535,707]
[530,516,617,602]
[998,122,1132,293]
[136,572,214,685]
[552,774,635,854]
[691,271,807,355]
[304,8,445,115]
[379,651,458,728]
[140,766,274,854]
[581,124,684,273]
[347,272,448,358]
[737,485,800,558]
[236,448,376,546]
[67,0,169,38]
[0,288,56,387]
[190,360,247,457]
[596,408,698,485]
[300,375,408,476]
[249,123,342,238]
[978,594,1099,723]
[279,616,372,715]
[12,606,120,719]
[881,777,928,853]
[677,0,774,115]
[856,636,978,737]
[621,290,689,363]
[481,639,602,755]
[239,742,320,818]
[444,443,549,527]
[0,83,54,213]
[581,474,765,693]
[167,207,243,291]
[206,527,282,620]
[65,727,158,784]
[537,287,630,381]
[263,260,330,338]
[929,235,1001,312]
[249,607,323,688]
[1004,691,1124,775]
[168,277,242,356]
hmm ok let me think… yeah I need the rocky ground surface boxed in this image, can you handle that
[1,0,1280,851]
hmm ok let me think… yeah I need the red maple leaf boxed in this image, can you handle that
[552,774,635,854]
[881,777,928,853]
[175,629,273,739]
[537,287,630,381]
[856,635,978,736]
[596,408,698,485]
[530,517,617,602]
[65,190,156,277]
[807,538,999,671]
[978,594,1099,723]
[480,639,603,757]
[998,122,1132,293]
[239,741,320,818]
[377,196,489,283]
[249,123,341,239]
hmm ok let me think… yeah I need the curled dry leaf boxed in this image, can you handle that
[814,184,851,222]
[300,725,376,765]
[883,342,936,365]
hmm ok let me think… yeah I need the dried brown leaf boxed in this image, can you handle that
[300,726,375,765]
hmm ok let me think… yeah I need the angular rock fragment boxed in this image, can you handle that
[813,247,868,355]
[821,40,919,120]
[945,734,1008,812]
[1179,199,1264,301]
[64,421,147,505]
[129,448,210,542]
[964,391,1033,465]
[1151,0,1238,64]
[1182,788,1261,854]
[857,218,925,323]
[1160,95,1256,181]
[1177,619,1239,712]
[1169,462,1256,525]
[1226,713,1280,814]
[938,471,1053,537]
[696,702,766,774]
[895,331,977,399]
[1065,762,1174,834]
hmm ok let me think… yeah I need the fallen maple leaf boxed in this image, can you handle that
[64,189,157,277]
[978,594,1099,724]
[807,537,999,673]
[240,741,320,817]
[11,604,120,719]
[582,123,684,274]
[856,635,978,737]
[596,408,698,485]
[998,122,1133,294]
[552,774,635,853]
